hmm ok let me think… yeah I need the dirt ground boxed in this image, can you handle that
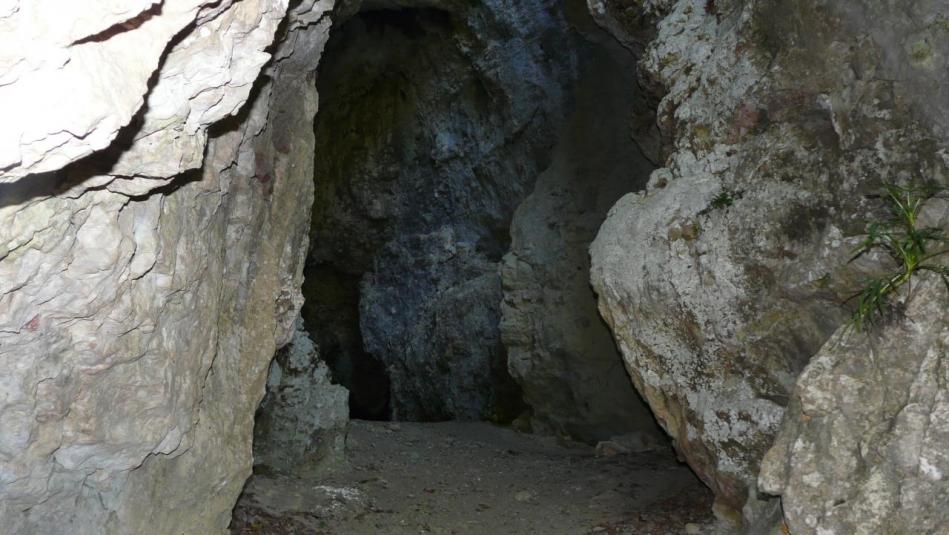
[231,420,715,535]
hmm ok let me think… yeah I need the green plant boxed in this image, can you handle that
[700,188,743,216]
[847,183,949,331]
[711,191,736,209]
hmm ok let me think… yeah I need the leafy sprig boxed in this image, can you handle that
[847,184,949,331]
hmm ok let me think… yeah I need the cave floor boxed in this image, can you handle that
[231,421,713,535]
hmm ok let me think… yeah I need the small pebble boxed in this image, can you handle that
[594,440,628,457]
[684,523,701,534]
[514,490,534,502]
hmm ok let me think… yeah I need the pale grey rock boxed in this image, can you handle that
[1,1,946,534]
[589,0,948,527]
[585,0,669,53]
[0,1,334,532]
[106,0,291,187]
[253,321,349,477]
[760,273,949,535]
[0,0,289,186]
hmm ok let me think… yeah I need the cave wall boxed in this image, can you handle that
[305,0,578,421]
[499,8,661,443]
[589,0,949,529]
[0,1,334,532]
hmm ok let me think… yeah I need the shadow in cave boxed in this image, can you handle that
[301,5,537,424]
[234,1,713,533]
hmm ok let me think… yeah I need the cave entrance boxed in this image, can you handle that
[234,1,711,532]
[303,4,554,425]
[301,2,669,436]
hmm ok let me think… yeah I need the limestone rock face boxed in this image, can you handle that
[0,0,289,190]
[307,1,576,421]
[584,0,667,53]
[760,274,949,535]
[0,1,334,532]
[252,321,349,477]
[499,16,660,443]
[589,0,948,526]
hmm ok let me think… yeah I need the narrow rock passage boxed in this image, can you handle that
[231,421,712,534]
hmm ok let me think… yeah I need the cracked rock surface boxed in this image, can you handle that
[0,1,334,532]
[590,0,949,528]
[0,0,289,188]
[760,272,949,535]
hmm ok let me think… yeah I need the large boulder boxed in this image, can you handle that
[252,321,349,477]
[589,0,949,526]
[760,271,949,535]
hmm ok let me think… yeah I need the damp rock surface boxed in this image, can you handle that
[231,420,714,534]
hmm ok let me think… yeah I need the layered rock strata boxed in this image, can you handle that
[0,1,335,532]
